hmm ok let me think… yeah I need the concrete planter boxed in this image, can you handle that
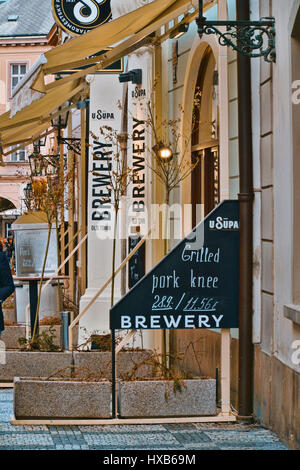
[14,377,111,419]
[0,352,72,382]
[1,326,25,350]
[3,308,16,323]
[73,351,153,380]
[119,379,216,418]
[1,325,78,350]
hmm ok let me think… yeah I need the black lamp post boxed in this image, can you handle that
[33,134,47,154]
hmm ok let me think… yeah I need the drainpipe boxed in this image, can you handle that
[236,0,254,419]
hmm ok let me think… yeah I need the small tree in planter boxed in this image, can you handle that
[91,126,134,309]
[89,126,135,357]
[21,154,72,349]
[144,93,201,369]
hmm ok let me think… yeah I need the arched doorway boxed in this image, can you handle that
[191,46,219,227]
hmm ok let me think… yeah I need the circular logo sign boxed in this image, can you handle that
[52,0,112,36]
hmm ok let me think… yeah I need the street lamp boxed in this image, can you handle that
[51,108,70,134]
[33,134,47,154]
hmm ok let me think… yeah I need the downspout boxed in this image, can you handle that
[236,0,254,419]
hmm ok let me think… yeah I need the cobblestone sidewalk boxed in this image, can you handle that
[0,389,290,450]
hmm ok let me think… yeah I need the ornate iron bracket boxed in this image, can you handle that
[58,137,81,156]
[196,1,276,63]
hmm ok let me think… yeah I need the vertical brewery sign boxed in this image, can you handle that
[127,47,153,287]
[79,73,122,336]
[111,201,240,330]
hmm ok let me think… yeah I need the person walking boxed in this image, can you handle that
[0,239,15,337]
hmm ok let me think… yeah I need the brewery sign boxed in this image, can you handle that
[52,0,111,36]
[110,200,240,330]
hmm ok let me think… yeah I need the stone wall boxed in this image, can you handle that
[253,345,299,449]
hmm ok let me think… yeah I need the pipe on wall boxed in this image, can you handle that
[236,0,254,419]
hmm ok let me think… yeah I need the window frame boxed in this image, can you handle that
[8,61,28,98]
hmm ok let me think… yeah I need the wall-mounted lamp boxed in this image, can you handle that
[33,135,47,154]
[152,141,173,163]
[169,23,189,39]
[119,69,142,85]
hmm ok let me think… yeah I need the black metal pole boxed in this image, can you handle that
[29,280,38,337]
[111,328,116,418]
[198,0,203,17]
[236,0,254,419]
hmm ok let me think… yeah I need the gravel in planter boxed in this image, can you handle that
[14,377,111,419]
[73,351,153,380]
[0,351,72,381]
[119,379,217,417]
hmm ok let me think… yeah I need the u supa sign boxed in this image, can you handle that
[52,0,111,36]
[110,200,240,330]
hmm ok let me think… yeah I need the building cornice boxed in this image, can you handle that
[0,24,58,47]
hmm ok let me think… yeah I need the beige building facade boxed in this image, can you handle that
[0,0,298,448]
[0,0,57,236]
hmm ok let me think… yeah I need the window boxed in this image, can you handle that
[11,64,27,95]
[10,147,26,162]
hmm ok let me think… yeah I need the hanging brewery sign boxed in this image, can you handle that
[52,0,111,36]
[110,200,240,330]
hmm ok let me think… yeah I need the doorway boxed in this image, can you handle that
[191,46,220,227]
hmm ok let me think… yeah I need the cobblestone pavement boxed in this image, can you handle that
[0,389,290,450]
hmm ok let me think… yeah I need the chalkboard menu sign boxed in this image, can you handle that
[128,236,146,289]
[110,200,239,329]
[15,228,58,277]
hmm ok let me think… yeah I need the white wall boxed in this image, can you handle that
[271,0,300,372]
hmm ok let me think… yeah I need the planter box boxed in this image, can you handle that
[1,325,78,350]
[0,352,72,382]
[73,351,153,380]
[119,379,216,418]
[14,377,111,419]
[1,326,25,350]
[3,308,16,323]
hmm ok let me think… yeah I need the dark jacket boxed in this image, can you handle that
[0,251,15,332]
